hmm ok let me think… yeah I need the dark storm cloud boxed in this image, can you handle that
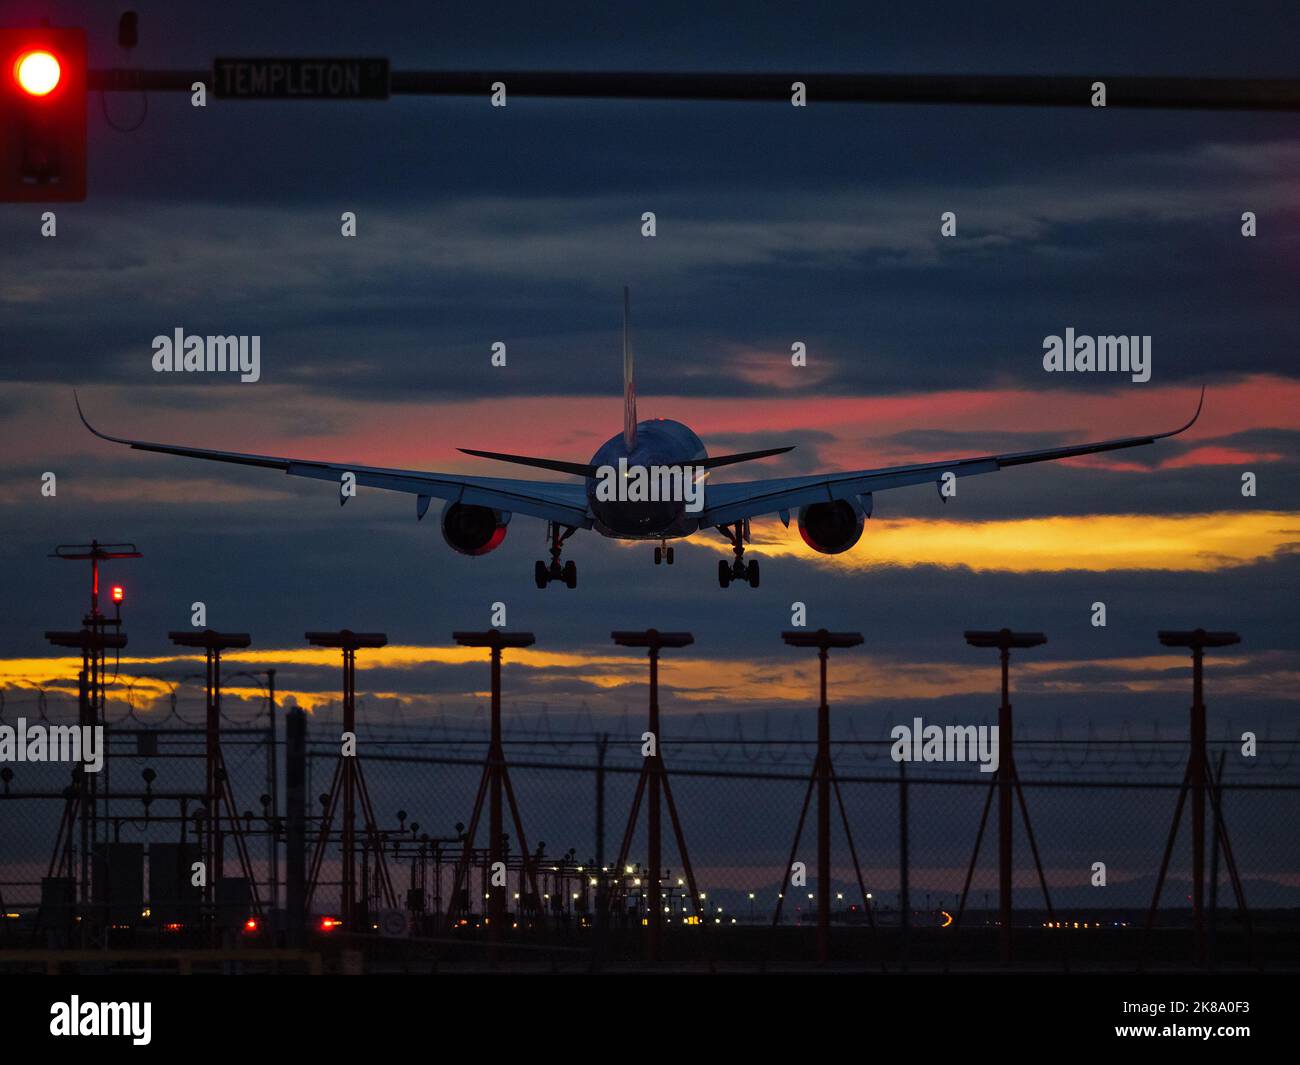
[4,154,1297,398]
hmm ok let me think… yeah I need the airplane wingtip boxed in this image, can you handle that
[73,388,91,430]
[1187,384,1206,431]
[1167,384,1205,438]
[73,390,115,442]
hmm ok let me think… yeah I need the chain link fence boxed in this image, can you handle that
[1,679,1297,969]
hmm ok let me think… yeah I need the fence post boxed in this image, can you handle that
[591,732,608,971]
[899,759,909,971]
[286,707,306,948]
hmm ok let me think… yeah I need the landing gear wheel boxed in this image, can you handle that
[654,547,662,565]
[715,521,759,587]
[539,522,578,589]
[666,547,675,565]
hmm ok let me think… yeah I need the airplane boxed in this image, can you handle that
[76,289,1204,590]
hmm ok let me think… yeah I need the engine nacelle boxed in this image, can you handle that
[440,501,511,556]
[797,498,866,555]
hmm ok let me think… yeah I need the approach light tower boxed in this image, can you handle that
[609,629,706,962]
[771,629,878,966]
[1146,629,1251,966]
[303,630,395,928]
[445,630,545,950]
[958,629,1055,967]
[167,628,261,920]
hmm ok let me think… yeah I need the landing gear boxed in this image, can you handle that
[535,523,578,588]
[718,557,760,588]
[715,522,759,588]
[653,541,675,566]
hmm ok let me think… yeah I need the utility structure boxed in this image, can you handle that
[1145,629,1251,966]
[304,630,396,928]
[444,630,545,949]
[607,629,706,961]
[44,541,139,923]
[953,629,1058,967]
[42,626,127,918]
[770,629,878,965]
[167,629,262,923]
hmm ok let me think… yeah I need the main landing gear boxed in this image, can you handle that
[653,540,675,566]
[716,521,759,588]
[535,522,578,588]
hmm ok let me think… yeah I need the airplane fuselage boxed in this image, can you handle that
[586,418,706,539]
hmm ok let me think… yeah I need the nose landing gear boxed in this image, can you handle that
[535,523,578,588]
[653,540,675,566]
[716,521,759,588]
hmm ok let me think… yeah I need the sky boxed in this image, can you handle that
[1,2,1298,902]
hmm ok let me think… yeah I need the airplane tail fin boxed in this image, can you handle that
[623,285,637,451]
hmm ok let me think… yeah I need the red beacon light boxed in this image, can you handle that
[243,917,260,934]
[111,585,125,604]
[14,49,61,97]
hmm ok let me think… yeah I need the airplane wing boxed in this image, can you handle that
[75,395,593,529]
[700,389,1204,527]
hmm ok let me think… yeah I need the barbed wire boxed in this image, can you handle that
[3,678,1298,777]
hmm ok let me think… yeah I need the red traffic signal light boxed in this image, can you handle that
[1,27,86,201]
[111,584,125,603]
[14,50,61,96]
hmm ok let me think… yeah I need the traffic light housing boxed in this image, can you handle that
[1,26,86,201]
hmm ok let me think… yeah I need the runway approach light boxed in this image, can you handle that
[1,27,87,201]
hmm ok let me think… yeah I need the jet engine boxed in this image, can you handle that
[440,501,510,556]
[796,498,867,555]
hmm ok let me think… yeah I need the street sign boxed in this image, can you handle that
[213,57,389,100]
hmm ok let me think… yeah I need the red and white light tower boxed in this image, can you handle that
[44,541,140,920]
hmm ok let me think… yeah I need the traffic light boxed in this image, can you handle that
[1,26,86,201]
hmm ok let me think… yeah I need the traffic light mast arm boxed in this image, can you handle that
[83,68,1300,111]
